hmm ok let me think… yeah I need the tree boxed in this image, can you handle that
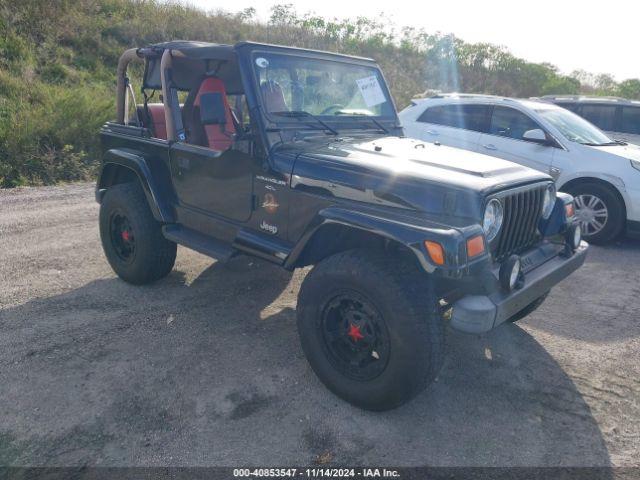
[541,75,581,96]
[594,73,617,96]
[617,79,640,100]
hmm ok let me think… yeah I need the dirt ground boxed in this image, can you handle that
[1,182,639,467]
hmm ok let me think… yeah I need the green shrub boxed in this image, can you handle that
[0,32,29,63]
[0,78,111,186]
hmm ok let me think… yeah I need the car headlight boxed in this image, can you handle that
[542,184,556,219]
[483,198,504,242]
[631,159,640,172]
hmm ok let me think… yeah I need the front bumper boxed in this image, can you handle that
[450,241,588,334]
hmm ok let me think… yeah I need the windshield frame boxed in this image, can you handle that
[248,49,399,131]
[534,105,616,146]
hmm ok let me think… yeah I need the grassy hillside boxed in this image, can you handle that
[1,0,639,187]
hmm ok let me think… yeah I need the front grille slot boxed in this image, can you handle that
[493,185,546,261]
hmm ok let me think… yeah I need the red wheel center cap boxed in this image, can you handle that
[347,324,364,342]
[121,230,131,242]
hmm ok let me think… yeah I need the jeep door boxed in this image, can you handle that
[477,106,554,174]
[408,104,489,152]
[169,141,254,224]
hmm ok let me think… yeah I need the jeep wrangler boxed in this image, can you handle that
[96,41,588,411]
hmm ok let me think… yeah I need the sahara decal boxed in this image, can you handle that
[262,193,279,214]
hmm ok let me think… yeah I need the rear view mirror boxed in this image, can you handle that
[199,92,226,126]
[523,129,548,144]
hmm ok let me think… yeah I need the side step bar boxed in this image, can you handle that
[162,225,237,262]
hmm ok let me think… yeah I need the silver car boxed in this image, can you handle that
[541,95,640,146]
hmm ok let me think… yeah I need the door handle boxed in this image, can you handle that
[483,144,497,151]
[174,157,190,177]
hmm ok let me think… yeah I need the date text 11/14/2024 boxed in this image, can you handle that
[233,468,400,478]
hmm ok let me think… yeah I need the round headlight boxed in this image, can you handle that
[483,199,504,242]
[542,184,556,219]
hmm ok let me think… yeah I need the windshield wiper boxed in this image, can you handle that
[582,141,623,147]
[271,111,338,135]
[335,113,389,134]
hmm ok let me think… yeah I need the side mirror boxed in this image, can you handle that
[523,128,548,145]
[199,92,227,126]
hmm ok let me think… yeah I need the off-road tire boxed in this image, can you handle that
[99,182,176,285]
[507,292,549,323]
[296,249,445,411]
[564,182,625,245]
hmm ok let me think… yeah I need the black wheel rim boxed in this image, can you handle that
[109,211,135,263]
[319,291,390,381]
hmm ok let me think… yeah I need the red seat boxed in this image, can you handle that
[260,80,287,112]
[145,103,167,140]
[191,77,236,150]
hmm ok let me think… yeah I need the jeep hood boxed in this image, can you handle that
[290,135,550,219]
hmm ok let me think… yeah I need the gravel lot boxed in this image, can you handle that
[1,182,639,467]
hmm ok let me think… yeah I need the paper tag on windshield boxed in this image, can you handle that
[356,75,386,107]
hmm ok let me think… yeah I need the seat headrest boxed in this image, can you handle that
[195,77,227,106]
[260,80,288,113]
[189,76,235,151]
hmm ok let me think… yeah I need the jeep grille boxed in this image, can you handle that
[492,184,547,261]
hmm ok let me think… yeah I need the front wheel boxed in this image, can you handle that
[507,292,548,323]
[296,250,444,411]
[99,182,176,285]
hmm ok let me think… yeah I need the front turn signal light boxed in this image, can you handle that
[466,235,485,258]
[565,203,575,218]
[424,240,445,265]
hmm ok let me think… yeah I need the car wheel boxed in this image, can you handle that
[296,249,444,411]
[565,182,624,245]
[507,292,548,323]
[99,182,176,285]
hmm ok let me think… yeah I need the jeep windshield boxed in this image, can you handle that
[252,52,396,130]
[535,107,617,146]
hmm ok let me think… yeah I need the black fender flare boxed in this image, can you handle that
[284,206,471,274]
[96,149,175,223]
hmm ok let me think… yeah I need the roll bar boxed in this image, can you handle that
[115,48,144,124]
[160,49,175,141]
[160,48,190,142]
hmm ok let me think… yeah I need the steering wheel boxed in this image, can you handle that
[320,104,345,115]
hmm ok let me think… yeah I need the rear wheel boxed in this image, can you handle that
[99,182,176,285]
[296,250,444,411]
[565,182,624,244]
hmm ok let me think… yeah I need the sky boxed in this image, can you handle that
[183,0,639,81]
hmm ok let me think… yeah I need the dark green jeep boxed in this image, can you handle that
[96,41,587,410]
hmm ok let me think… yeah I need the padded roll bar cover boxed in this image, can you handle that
[116,48,144,124]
